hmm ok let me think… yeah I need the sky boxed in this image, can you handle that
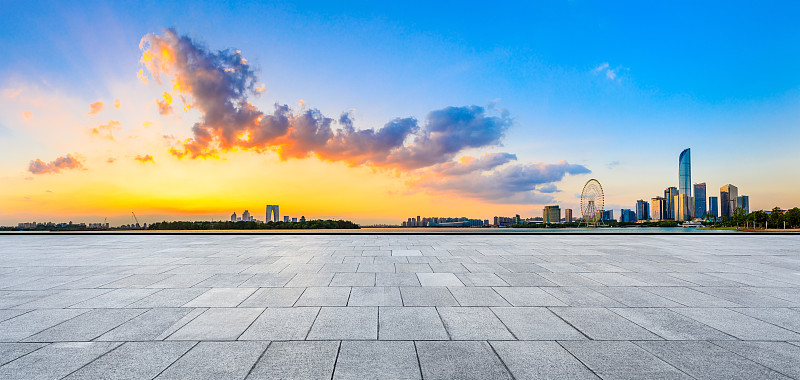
[1,0,798,226]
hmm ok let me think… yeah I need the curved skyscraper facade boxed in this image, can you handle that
[679,148,691,197]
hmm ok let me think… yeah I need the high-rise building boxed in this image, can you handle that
[230,212,237,222]
[636,200,649,220]
[564,209,573,223]
[283,215,290,222]
[720,184,738,219]
[266,205,279,222]
[679,149,692,196]
[242,210,251,221]
[675,194,693,222]
[543,205,561,224]
[708,196,719,218]
[620,209,637,223]
[664,187,678,219]
[300,216,306,222]
[651,197,666,221]
[601,210,614,221]
[737,195,750,213]
[694,183,707,219]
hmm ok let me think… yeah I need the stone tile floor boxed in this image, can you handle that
[0,234,799,379]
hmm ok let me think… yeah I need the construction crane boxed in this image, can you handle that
[131,212,140,229]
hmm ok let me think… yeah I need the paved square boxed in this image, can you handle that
[0,233,799,379]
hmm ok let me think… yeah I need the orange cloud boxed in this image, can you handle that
[88,101,104,115]
[156,92,173,115]
[134,154,155,163]
[114,99,121,109]
[28,154,84,174]
[90,120,121,140]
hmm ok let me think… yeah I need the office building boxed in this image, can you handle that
[283,216,290,222]
[650,197,666,221]
[737,195,750,213]
[675,194,694,222]
[242,210,251,222]
[601,210,614,222]
[620,209,637,223]
[494,216,515,227]
[720,184,738,219]
[708,196,718,218]
[543,205,561,224]
[292,217,298,223]
[300,216,306,222]
[679,148,692,197]
[230,212,237,222]
[694,183,707,219]
[266,205,279,222]
[636,200,649,220]
[564,209,573,223]
[664,187,678,219]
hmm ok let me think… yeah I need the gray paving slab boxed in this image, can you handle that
[330,272,375,286]
[156,341,269,380]
[307,307,378,340]
[494,286,567,306]
[168,307,263,340]
[448,287,511,306]
[636,341,788,379]
[672,307,800,340]
[416,341,512,380]
[375,273,420,286]
[400,287,458,306]
[65,341,195,380]
[183,287,256,307]
[0,342,47,366]
[248,341,339,380]
[333,341,420,380]
[491,307,586,340]
[127,288,209,308]
[24,308,146,342]
[295,287,351,306]
[0,342,121,380]
[378,307,449,340]
[437,307,514,340]
[417,273,464,286]
[239,287,305,307]
[717,341,800,378]
[491,341,598,379]
[239,273,295,287]
[239,307,319,340]
[0,309,86,341]
[348,287,403,306]
[96,308,196,341]
[610,307,733,340]
[551,307,662,340]
[561,341,688,379]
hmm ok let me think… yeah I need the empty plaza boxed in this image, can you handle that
[1,233,800,379]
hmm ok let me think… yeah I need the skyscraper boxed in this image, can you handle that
[651,197,665,221]
[694,183,707,219]
[720,184,738,219]
[230,212,237,222]
[242,210,250,221]
[679,149,691,197]
[266,205,279,222]
[708,196,719,219]
[664,187,678,219]
[636,200,649,220]
[737,195,749,213]
[675,194,693,222]
[543,205,561,224]
[564,209,573,223]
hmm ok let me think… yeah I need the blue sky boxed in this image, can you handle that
[1,0,798,223]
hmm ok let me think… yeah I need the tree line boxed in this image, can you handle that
[147,219,360,230]
[720,207,800,229]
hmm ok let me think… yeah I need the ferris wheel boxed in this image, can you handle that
[581,179,604,227]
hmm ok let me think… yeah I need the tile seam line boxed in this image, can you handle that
[150,340,200,379]
[707,340,797,379]
[58,340,125,379]
[554,340,603,379]
[242,340,272,380]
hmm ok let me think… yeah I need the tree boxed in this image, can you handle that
[751,210,768,228]
[785,208,800,228]
[768,207,785,229]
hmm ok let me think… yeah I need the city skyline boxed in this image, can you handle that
[2,1,799,226]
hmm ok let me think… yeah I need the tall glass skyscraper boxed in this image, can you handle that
[708,196,719,218]
[694,183,706,218]
[664,187,678,220]
[679,148,691,197]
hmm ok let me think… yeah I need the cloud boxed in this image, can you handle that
[106,158,116,163]
[606,160,620,170]
[90,120,121,140]
[114,99,121,109]
[88,101,104,115]
[134,154,154,163]
[410,161,590,202]
[28,154,84,174]
[592,62,620,80]
[140,28,591,203]
[140,29,510,169]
